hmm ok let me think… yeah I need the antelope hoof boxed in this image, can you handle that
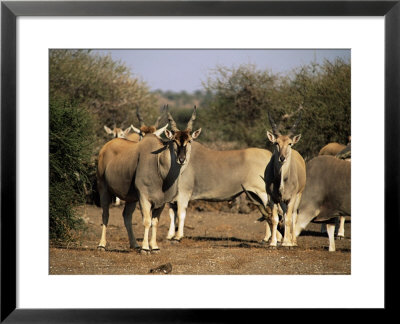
[337,236,344,240]
[140,249,151,255]
[269,241,278,249]
[97,246,106,251]
[260,240,269,245]
[171,238,182,243]
[151,248,161,254]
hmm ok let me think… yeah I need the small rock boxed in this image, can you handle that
[149,263,172,274]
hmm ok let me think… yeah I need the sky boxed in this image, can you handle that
[94,49,350,93]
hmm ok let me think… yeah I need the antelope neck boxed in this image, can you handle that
[273,151,292,191]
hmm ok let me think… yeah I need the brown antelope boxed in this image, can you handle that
[264,110,306,247]
[104,107,166,142]
[97,108,168,249]
[97,107,201,253]
[319,141,351,239]
[103,125,140,207]
[319,142,347,156]
[134,107,201,253]
[166,110,275,243]
[294,155,351,251]
[104,125,141,142]
[102,108,166,206]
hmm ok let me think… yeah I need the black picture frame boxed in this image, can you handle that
[1,0,398,322]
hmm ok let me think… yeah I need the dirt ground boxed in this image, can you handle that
[49,202,351,275]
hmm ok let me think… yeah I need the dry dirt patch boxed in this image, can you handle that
[50,204,351,275]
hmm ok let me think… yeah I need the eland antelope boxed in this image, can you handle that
[134,107,201,253]
[104,107,166,142]
[319,142,347,156]
[166,110,274,243]
[264,110,306,247]
[104,125,141,142]
[97,107,201,253]
[319,141,351,239]
[294,155,351,252]
[96,109,168,250]
[102,107,166,206]
[103,125,139,206]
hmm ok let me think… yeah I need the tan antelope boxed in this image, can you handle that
[264,110,306,247]
[319,141,351,239]
[134,107,201,253]
[319,142,346,156]
[294,155,351,251]
[104,124,139,207]
[104,107,166,142]
[97,107,201,253]
[96,108,168,249]
[104,107,166,207]
[104,124,141,142]
[166,110,274,243]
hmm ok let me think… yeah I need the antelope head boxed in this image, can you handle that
[104,124,133,139]
[131,106,168,139]
[164,106,202,165]
[267,110,302,164]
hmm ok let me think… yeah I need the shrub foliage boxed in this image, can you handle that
[200,59,351,159]
[49,99,94,243]
[49,50,156,243]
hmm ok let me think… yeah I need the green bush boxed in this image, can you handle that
[200,59,351,159]
[49,50,158,243]
[49,99,95,243]
[202,64,279,147]
[50,50,158,144]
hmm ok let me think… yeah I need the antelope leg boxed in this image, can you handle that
[139,197,152,252]
[98,190,111,249]
[150,205,164,251]
[326,223,336,252]
[282,199,296,247]
[174,195,190,241]
[337,216,345,239]
[166,204,177,240]
[122,202,140,250]
[290,193,302,246]
[270,204,279,247]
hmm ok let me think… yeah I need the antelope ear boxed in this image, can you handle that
[130,125,141,134]
[191,128,202,140]
[292,134,301,144]
[154,124,169,138]
[123,127,132,136]
[164,129,174,140]
[104,126,113,134]
[266,130,276,143]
